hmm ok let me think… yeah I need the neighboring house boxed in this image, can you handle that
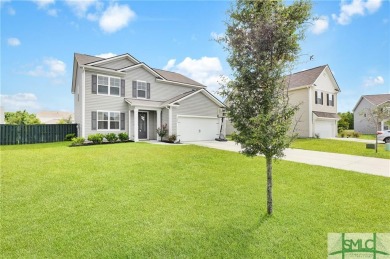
[226,65,341,138]
[353,94,390,134]
[72,53,225,142]
[36,111,74,124]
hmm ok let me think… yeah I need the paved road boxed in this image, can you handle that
[188,141,390,178]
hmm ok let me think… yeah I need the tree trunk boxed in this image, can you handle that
[266,155,273,215]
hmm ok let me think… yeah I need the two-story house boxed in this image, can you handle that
[353,94,390,134]
[72,53,226,142]
[225,65,341,138]
[287,65,340,138]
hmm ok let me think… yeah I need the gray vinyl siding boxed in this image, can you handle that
[84,70,128,137]
[148,111,157,140]
[172,92,220,135]
[124,67,197,101]
[354,98,376,134]
[97,58,136,70]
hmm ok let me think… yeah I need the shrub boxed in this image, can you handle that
[340,132,345,138]
[71,137,85,146]
[118,132,129,142]
[105,133,118,143]
[352,132,360,138]
[156,124,168,141]
[168,134,177,143]
[314,133,320,139]
[65,133,76,141]
[88,133,104,144]
[346,131,352,138]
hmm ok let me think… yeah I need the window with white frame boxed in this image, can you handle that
[97,111,120,130]
[97,75,121,96]
[110,78,120,96]
[137,81,147,98]
[315,91,323,105]
[98,76,109,95]
[328,94,334,106]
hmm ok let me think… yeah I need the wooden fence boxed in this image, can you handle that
[0,124,78,145]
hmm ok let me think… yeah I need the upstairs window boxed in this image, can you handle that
[137,81,147,98]
[327,94,334,106]
[110,78,120,96]
[94,75,123,96]
[315,91,323,105]
[98,76,109,95]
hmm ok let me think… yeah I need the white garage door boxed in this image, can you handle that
[177,116,220,141]
[314,120,335,138]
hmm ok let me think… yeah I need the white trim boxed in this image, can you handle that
[171,89,225,107]
[128,110,131,140]
[308,86,313,137]
[177,115,218,119]
[136,80,147,99]
[288,85,311,91]
[156,78,204,89]
[156,109,161,140]
[96,74,121,97]
[96,110,121,131]
[168,107,172,136]
[81,65,125,76]
[81,67,86,138]
[86,53,140,66]
[134,108,139,142]
[119,63,164,79]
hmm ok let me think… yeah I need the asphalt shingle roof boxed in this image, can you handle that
[285,65,327,89]
[74,53,103,65]
[363,94,390,106]
[313,111,339,119]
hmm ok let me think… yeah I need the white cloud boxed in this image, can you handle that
[99,3,136,33]
[364,75,385,87]
[210,32,224,41]
[32,0,55,9]
[163,59,176,70]
[311,16,329,34]
[27,57,66,78]
[332,0,382,25]
[86,13,98,21]
[47,8,57,16]
[64,0,97,17]
[164,56,226,93]
[0,93,41,112]
[8,7,15,15]
[95,52,116,59]
[7,37,21,46]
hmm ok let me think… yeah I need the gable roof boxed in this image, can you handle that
[153,69,205,87]
[285,65,327,89]
[72,53,205,90]
[353,94,390,111]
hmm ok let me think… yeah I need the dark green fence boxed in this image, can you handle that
[0,124,78,145]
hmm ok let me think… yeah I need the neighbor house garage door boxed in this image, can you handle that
[177,116,219,141]
[314,120,335,138]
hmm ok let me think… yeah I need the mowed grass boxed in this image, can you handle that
[1,142,389,258]
[291,138,390,159]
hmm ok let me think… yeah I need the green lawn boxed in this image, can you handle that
[291,138,390,159]
[1,142,389,258]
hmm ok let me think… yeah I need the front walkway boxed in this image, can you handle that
[187,141,390,178]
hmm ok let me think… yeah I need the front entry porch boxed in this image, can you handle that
[129,108,161,142]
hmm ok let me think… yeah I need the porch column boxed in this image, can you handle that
[381,120,385,131]
[168,106,172,136]
[156,108,161,140]
[134,108,139,142]
[128,110,131,140]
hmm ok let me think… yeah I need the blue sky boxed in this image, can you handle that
[1,0,389,113]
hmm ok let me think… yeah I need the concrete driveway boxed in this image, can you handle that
[188,141,390,178]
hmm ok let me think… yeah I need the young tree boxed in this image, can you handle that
[361,103,390,152]
[58,115,73,124]
[220,0,311,215]
[5,110,41,125]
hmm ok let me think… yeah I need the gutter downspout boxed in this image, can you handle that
[81,67,86,138]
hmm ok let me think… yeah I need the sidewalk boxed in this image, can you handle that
[188,141,390,178]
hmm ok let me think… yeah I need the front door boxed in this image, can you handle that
[138,112,148,139]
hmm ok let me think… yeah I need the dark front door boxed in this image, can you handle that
[138,112,147,139]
